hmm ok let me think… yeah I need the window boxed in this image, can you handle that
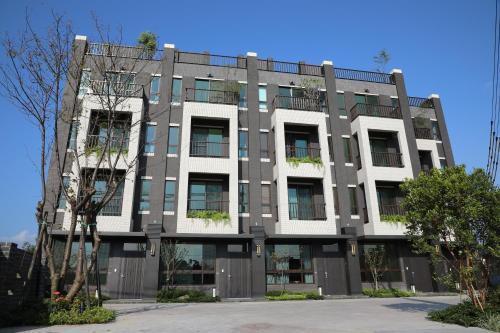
[168,126,179,154]
[171,78,182,103]
[191,127,224,157]
[239,183,249,213]
[288,184,323,220]
[355,94,379,105]
[144,124,156,153]
[92,176,125,216]
[349,187,358,215]
[78,70,91,97]
[164,180,176,211]
[68,120,79,150]
[262,184,271,215]
[239,130,248,158]
[391,98,399,108]
[162,243,216,286]
[327,136,334,161]
[259,85,267,110]
[343,137,352,163]
[194,79,225,103]
[188,181,224,212]
[239,83,247,108]
[266,244,313,284]
[360,243,402,282]
[139,179,151,211]
[105,72,136,95]
[57,176,70,209]
[149,76,160,102]
[337,93,346,116]
[260,132,269,158]
[333,187,339,215]
[440,159,447,169]
[431,121,441,140]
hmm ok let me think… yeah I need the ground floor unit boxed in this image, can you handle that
[49,230,448,300]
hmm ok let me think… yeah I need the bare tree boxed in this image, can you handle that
[364,245,386,290]
[271,252,291,295]
[160,240,188,289]
[373,49,391,73]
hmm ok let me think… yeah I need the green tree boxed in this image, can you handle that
[373,49,391,73]
[137,32,157,59]
[400,166,500,311]
[364,245,386,290]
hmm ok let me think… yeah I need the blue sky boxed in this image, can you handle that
[0,0,494,243]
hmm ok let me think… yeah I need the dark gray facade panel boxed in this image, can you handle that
[336,79,397,96]
[173,63,247,81]
[437,142,445,157]
[258,71,325,87]
[432,97,455,166]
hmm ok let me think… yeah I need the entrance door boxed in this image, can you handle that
[118,250,145,299]
[404,255,434,292]
[320,251,347,295]
[222,248,250,298]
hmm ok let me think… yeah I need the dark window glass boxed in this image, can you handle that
[239,131,248,158]
[145,124,156,153]
[333,187,339,215]
[150,76,160,102]
[262,184,271,215]
[78,70,91,97]
[327,136,334,161]
[259,86,267,110]
[172,78,182,103]
[188,181,224,212]
[337,93,346,116]
[265,244,314,284]
[168,126,179,154]
[68,120,79,150]
[239,84,247,108]
[349,187,358,215]
[391,98,399,108]
[440,159,447,169]
[260,132,269,158]
[431,121,441,140]
[239,183,249,213]
[140,179,151,211]
[360,243,402,282]
[164,180,176,211]
[57,176,70,209]
[343,138,352,163]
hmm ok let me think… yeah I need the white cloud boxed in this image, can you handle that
[0,229,37,245]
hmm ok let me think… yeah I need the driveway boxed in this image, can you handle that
[0,296,489,333]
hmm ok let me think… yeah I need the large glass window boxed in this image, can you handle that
[144,124,156,153]
[171,78,182,103]
[349,187,358,215]
[78,70,91,97]
[191,127,224,157]
[355,94,379,105]
[106,72,136,95]
[239,183,249,213]
[431,121,441,140]
[288,184,315,220]
[337,93,346,116]
[168,126,179,154]
[57,176,70,209]
[266,244,313,285]
[164,180,176,211]
[149,76,160,102]
[262,184,271,215]
[163,243,216,286]
[239,83,247,108]
[343,137,352,163]
[139,179,151,211]
[239,131,248,158]
[188,181,223,212]
[92,177,124,216]
[360,243,402,282]
[260,132,269,158]
[259,85,267,110]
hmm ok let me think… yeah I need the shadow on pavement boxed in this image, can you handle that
[382,297,452,313]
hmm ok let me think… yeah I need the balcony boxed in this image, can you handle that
[190,141,229,158]
[350,103,402,121]
[371,151,403,168]
[285,146,321,159]
[273,95,325,112]
[89,80,143,98]
[86,134,130,153]
[379,204,405,216]
[187,200,229,214]
[288,202,326,220]
[413,127,433,139]
[185,88,239,105]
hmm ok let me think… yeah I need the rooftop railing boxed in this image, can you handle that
[86,42,163,60]
[175,51,247,68]
[408,96,435,108]
[335,68,395,84]
[257,59,323,76]
[273,95,326,112]
[350,103,402,121]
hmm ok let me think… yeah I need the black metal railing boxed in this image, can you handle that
[285,146,321,159]
[408,96,435,108]
[86,42,163,60]
[185,88,239,105]
[257,59,323,76]
[379,204,405,216]
[190,141,229,158]
[335,68,395,84]
[175,51,247,68]
[350,103,402,120]
[187,200,229,213]
[413,127,433,140]
[86,134,130,151]
[89,80,143,98]
[371,151,404,168]
[288,202,326,220]
[78,194,123,216]
[273,95,325,112]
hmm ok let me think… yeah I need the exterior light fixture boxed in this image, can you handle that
[350,242,356,256]
[150,242,156,256]
[256,244,262,257]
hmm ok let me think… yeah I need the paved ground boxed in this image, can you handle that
[0,296,489,333]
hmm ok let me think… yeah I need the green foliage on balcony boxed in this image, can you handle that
[286,156,323,168]
[380,214,407,224]
[84,146,128,157]
[187,210,230,224]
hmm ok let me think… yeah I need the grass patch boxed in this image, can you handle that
[428,301,499,330]
[286,156,323,168]
[157,288,219,303]
[187,210,230,223]
[265,290,324,301]
[380,214,407,223]
[362,288,415,298]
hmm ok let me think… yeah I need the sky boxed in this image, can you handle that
[0,0,495,244]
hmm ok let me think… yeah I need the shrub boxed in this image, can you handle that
[187,210,230,223]
[362,288,415,298]
[428,301,489,327]
[265,290,324,301]
[478,313,500,332]
[157,288,219,303]
[49,306,116,325]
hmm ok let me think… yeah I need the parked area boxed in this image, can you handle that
[0,296,489,333]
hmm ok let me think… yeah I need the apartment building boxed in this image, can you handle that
[44,35,454,299]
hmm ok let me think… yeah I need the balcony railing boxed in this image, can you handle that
[187,199,229,213]
[175,51,247,68]
[379,204,405,216]
[408,96,435,108]
[335,68,394,84]
[285,146,321,159]
[371,151,404,168]
[78,195,123,216]
[185,88,239,105]
[273,95,326,112]
[86,134,130,151]
[413,127,433,140]
[190,141,229,158]
[289,202,326,220]
[89,80,143,98]
[257,59,323,76]
[86,42,163,60]
[350,103,402,120]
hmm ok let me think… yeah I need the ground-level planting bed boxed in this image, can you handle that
[265,290,324,301]
[157,288,219,303]
[428,301,500,332]
[362,288,415,298]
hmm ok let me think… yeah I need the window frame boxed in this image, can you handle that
[168,126,179,154]
[149,76,161,103]
[144,123,156,154]
[171,78,182,103]
[139,179,152,211]
[164,180,176,211]
[238,130,248,158]
[239,183,249,213]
